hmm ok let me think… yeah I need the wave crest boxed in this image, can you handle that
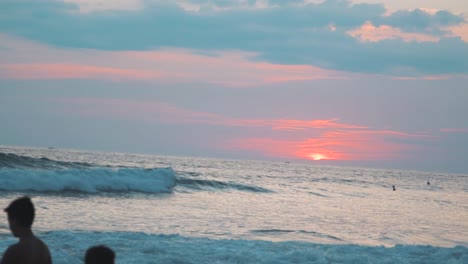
[177,178,272,193]
[0,167,176,194]
[0,153,93,169]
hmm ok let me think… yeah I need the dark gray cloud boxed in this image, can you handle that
[0,0,467,75]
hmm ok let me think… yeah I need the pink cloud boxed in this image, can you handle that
[226,118,367,130]
[57,97,370,132]
[0,34,346,87]
[0,63,167,81]
[348,21,439,42]
[118,50,344,86]
[296,130,431,160]
[57,97,434,161]
[447,23,468,42]
[224,129,432,161]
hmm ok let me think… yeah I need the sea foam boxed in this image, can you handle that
[0,167,176,193]
[2,230,465,264]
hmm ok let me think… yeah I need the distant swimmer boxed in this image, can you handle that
[427,181,430,185]
[392,185,396,191]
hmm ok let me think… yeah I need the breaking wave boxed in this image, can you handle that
[0,167,176,194]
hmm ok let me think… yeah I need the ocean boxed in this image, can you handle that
[0,145,467,263]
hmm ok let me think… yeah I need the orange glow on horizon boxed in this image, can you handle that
[224,129,430,162]
[56,97,431,162]
[298,147,344,161]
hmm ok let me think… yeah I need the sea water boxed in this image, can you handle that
[0,145,467,263]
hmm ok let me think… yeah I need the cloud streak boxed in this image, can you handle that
[0,63,165,80]
[54,96,436,161]
[55,97,366,131]
[223,128,432,161]
[0,34,345,86]
[348,21,440,42]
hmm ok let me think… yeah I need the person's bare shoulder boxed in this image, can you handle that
[39,238,52,264]
[32,236,52,264]
[1,237,52,264]
[1,243,21,264]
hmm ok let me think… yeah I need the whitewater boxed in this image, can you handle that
[0,145,467,263]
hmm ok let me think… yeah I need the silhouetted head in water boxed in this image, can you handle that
[392,185,396,191]
[4,196,35,236]
[427,181,430,185]
[85,245,115,264]
[2,196,52,264]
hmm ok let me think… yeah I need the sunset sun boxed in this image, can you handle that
[308,153,327,161]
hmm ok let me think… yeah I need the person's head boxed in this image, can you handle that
[85,245,115,264]
[4,196,35,236]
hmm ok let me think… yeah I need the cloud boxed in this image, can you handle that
[63,0,143,13]
[448,23,468,42]
[1,0,467,75]
[55,97,367,131]
[296,130,430,160]
[349,0,468,16]
[223,118,368,130]
[54,96,436,161]
[348,21,439,42]
[223,129,432,161]
[0,34,344,86]
[380,9,465,33]
[0,63,165,80]
[2,72,467,171]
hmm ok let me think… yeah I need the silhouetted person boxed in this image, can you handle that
[1,196,52,264]
[392,185,396,191]
[427,181,430,185]
[85,245,115,264]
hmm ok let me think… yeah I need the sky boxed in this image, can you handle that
[1,0,468,173]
